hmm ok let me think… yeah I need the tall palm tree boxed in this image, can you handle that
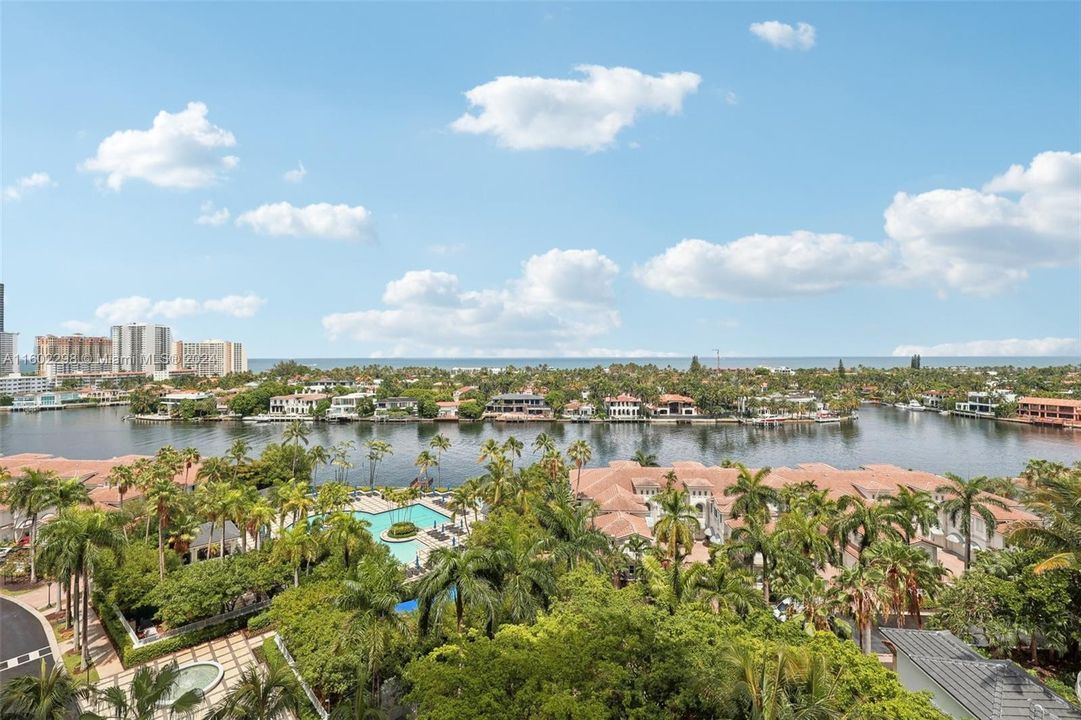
[652,485,699,561]
[719,646,846,719]
[7,468,58,583]
[501,436,524,472]
[178,446,201,489]
[204,662,301,720]
[724,464,778,527]
[535,497,611,572]
[531,432,556,456]
[1008,468,1081,573]
[107,464,135,509]
[834,564,887,654]
[477,438,503,465]
[447,484,478,531]
[865,540,944,629]
[196,457,231,487]
[324,513,373,567]
[272,525,320,587]
[631,449,658,467]
[414,450,437,490]
[775,509,835,571]
[0,661,86,720]
[196,481,232,562]
[364,440,393,489]
[886,486,939,544]
[481,455,512,507]
[692,555,763,618]
[429,433,451,486]
[727,520,779,604]
[639,554,701,615]
[245,497,277,551]
[226,485,259,553]
[416,546,497,635]
[227,439,252,479]
[331,441,356,485]
[780,574,838,632]
[566,440,592,494]
[832,496,904,563]
[84,661,202,719]
[487,528,556,625]
[308,444,331,485]
[337,558,410,696]
[277,478,314,528]
[281,420,311,476]
[145,469,183,578]
[936,473,1010,569]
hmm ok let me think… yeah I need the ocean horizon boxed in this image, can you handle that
[247,356,1081,373]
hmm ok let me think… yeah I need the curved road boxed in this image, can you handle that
[0,596,55,682]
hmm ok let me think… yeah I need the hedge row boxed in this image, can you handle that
[94,594,250,667]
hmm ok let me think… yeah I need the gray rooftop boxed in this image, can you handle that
[191,520,241,549]
[881,628,1081,720]
[490,393,546,400]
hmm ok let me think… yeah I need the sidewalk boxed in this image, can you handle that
[0,580,124,678]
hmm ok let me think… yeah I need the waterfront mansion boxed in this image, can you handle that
[576,461,1035,574]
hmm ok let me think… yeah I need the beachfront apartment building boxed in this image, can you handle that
[111,323,172,374]
[604,394,643,419]
[651,393,700,416]
[576,461,1033,572]
[172,339,247,377]
[269,393,330,416]
[0,373,50,395]
[36,334,113,376]
[0,331,16,375]
[485,393,552,418]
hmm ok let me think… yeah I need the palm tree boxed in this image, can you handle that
[775,509,835,571]
[0,661,85,720]
[501,436,524,471]
[631,449,658,467]
[204,662,301,720]
[7,468,58,583]
[447,484,478,531]
[331,441,356,485]
[337,558,410,696]
[429,433,451,486]
[416,546,497,635]
[639,554,701,614]
[566,439,592,494]
[325,513,373,567]
[481,455,512,507]
[692,556,763,618]
[308,444,331,484]
[886,486,939,544]
[84,661,202,719]
[865,540,945,629]
[245,498,277,551]
[281,420,311,475]
[277,478,314,527]
[834,564,887,654]
[727,520,778,604]
[227,439,252,480]
[477,438,503,465]
[329,670,388,720]
[780,574,838,632]
[832,495,904,563]
[719,646,845,719]
[414,450,437,490]
[488,528,556,625]
[226,485,259,553]
[196,481,232,562]
[107,464,135,509]
[145,469,184,578]
[316,481,353,516]
[364,440,393,489]
[724,464,778,526]
[534,497,611,572]
[652,485,699,561]
[531,432,556,456]
[1009,469,1081,573]
[196,457,231,487]
[178,447,201,489]
[272,525,320,586]
[936,473,1010,569]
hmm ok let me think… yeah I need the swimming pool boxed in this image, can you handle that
[302,503,454,565]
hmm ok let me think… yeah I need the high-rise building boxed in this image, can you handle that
[110,323,172,374]
[172,339,248,377]
[36,334,113,376]
[0,283,17,375]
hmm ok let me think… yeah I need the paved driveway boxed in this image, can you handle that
[0,596,55,682]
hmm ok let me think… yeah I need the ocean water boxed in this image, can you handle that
[248,356,1080,373]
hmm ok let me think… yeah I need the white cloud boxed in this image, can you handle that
[3,172,55,201]
[283,162,307,183]
[81,102,238,190]
[892,337,1080,357]
[451,65,701,151]
[94,293,265,324]
[885,151,1080,294]
[235,201,374,241]
[428,243,465,256]
[635,232,894,299]
[638,151,1080,300]
[750,21,816,50]
[196,201,231,226]
[60,320,95,334]
[322,248,621,355]
[724,91,739,106]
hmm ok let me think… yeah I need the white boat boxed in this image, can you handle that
[814,411,841,423]
[907,400,925,411]
[939,410,950,416]
[893,402,908,409]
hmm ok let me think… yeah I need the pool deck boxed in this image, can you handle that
[347,495,473,571]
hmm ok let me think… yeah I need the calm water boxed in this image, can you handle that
[1,406,1078,482]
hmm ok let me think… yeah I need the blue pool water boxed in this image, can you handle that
[355,504,453,564]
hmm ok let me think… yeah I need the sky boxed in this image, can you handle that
[1,2,1079,360]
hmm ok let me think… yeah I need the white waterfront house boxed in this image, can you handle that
[604,394,643,419]
[327,392,374,420]
[269,393,330,417]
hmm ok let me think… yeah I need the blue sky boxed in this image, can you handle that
[2,2,1079,359]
